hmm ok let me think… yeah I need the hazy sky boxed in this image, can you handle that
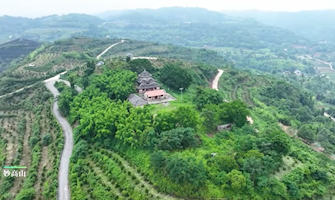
[1,0,335,17]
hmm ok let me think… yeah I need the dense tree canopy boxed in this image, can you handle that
[159,63,193,90]
[193,86,223,110]
[125,59,155,74]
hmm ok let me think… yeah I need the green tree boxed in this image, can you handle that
[93,69,136,100]
[218,100,250,127]
[150,150,166,169]
[116,106,152,148]
[215,154,239,172]
[193,86,223,110]
[222,170,247,194]
[57,89,74,117]
[126,59,155,73]
[201,109,220,131]
[159,63,193,90]
[42,133,52,146]
[84,60,95,77]
[67,73,77,89]
[155,127,198,151]
[153,110,176,133]
[241,156,264,186]
[266,131,290,156]
[174,106,200,130]
[82,77,89,89]
[166,154,207,188]
[298,125,316,143]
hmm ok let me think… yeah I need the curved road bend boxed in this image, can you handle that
[212,69,224,91]
[211,69,254,124]
[45,40,122,200]
[45,78,75,200]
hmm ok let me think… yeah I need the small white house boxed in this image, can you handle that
[28,64,35,67]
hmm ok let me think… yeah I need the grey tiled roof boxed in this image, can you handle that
[137,82,160,89]
[127,94,148,106]
[136,77,156,84]
[138,70,152,78]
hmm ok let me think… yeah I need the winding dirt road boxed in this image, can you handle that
[211,69,254,124]
[212,69,224,91]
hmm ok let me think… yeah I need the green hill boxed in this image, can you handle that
[0,39,40,73]
[1,35,335,199]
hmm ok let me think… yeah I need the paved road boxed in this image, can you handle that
[96,40,125,59]
[45,79,74,200]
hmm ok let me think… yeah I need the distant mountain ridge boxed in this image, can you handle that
[0,39,40,73]
[0,14,105,43]
[96,7,309,49]
[0,7,315,51]
[221,10,335,43]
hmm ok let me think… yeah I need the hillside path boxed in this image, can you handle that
[212,69,224,91]
[96,40,124,59]
[211,69,254,124]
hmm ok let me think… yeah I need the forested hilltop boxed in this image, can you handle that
[30,37,333,199]
[0,8,335,199]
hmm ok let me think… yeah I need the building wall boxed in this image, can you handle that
[145,94,166,101]
[138,87,159,94]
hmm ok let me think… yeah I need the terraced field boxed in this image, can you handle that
[0,83,63,199]
[228,77,258,107]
